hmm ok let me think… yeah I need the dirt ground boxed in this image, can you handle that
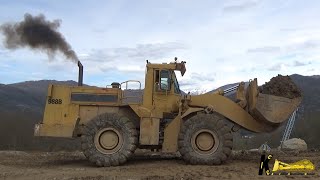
[0,150,319,180]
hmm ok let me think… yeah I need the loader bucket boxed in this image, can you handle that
[251,93,302,125]
[246,78,302,126]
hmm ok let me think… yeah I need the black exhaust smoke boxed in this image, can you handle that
[0,13,84,86]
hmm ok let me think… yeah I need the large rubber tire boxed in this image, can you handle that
[81,113,137,167]
[178,113,233,165]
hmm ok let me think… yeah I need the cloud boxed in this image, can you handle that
[83,42,187,62]
[240,67,256,73]
[179,81,194,87]
[247,40,320,56]
[77,41,187,79]
[293,60,311,67]
[117,65,145,73]
[1,1,320,91]
[47,61,71,71]
[267,61,307,71]
[0,49,11,58]
[287,40,320,51]
[247,46,281,54]
[190,72,215,82]
[0,62,11,68]
[267,63,284,71]
[223,1,259,12]
[280,27,311,32]
[179,72,216,92]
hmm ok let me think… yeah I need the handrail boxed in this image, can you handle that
[120,80,142,104]
[120,80,142,90]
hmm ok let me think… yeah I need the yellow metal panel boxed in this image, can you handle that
[97,106,118,115]
[162,115,181,152]
[34,123,74,137]
[79,106,121,125]
[79,106,98,124]
[153,93,168,112]
[139,118,160,145]
[142,67,154,108]
[41,85,79,137]
[129,104,151,118]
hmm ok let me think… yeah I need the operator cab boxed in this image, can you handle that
[149,57,185,95]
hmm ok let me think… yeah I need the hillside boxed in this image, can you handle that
[291,74,320,112]
[0,80,79,113]
[0,83,43,113]
[0,80,82,151]
[290,74,320,147]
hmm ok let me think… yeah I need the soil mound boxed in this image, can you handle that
[261,75,302,99]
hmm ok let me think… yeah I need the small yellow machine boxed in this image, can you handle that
[272,159,315,172]
[34,59,301,166]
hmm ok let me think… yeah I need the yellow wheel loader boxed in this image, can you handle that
[34,59,301,166]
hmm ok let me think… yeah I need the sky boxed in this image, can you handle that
[0,0,320,92]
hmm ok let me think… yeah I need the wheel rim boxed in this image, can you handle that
[191,129,219,155]
[94,127,123,154]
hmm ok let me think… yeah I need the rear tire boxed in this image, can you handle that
[81,113,137,166]
[178,113,233,165]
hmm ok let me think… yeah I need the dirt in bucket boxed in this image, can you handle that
[260,75,302,99]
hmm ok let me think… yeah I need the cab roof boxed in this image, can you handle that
[146,61,186,76]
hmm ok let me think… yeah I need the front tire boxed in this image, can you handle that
[81,113,137,166]
[178,113,233,165]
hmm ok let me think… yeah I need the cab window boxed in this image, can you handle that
[160,70,170,91]
[173,72,181,94]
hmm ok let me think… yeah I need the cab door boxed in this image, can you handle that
[153,69,170,114]
[153,69,180,114]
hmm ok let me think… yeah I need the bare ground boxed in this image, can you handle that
[0,150,319,180]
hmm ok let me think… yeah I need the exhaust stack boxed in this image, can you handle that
[78,61,83,86]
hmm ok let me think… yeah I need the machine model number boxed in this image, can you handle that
[48,98,62,104]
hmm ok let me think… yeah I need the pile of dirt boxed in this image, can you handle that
[260,75,302,99]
